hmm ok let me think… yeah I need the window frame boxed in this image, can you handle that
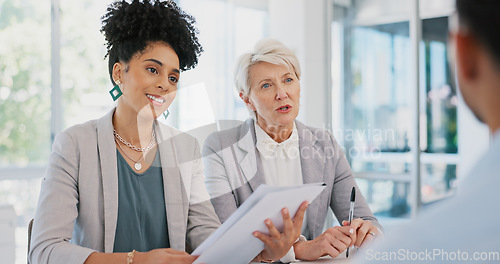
[326,0,458,219]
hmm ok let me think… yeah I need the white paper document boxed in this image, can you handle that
[193,182,326,264]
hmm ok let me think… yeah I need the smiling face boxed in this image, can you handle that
[244,61,300,134]
[113,41,179,121]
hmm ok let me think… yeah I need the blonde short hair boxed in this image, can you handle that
[234,39,301,118]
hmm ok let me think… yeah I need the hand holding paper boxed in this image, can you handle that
[252,201,309,262]
[193,182,326,264]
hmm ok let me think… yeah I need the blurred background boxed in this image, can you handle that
[0,0,492,263]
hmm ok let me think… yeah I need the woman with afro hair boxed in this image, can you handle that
[28,1,306,263]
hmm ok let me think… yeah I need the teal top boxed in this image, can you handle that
[113,149,170,252]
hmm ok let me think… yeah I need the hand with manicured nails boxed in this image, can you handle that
[252,201,309,262]
[342,218,381,249]
[293,225,352,260]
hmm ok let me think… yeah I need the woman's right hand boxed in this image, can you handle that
[293,226,352,261]
[252,201,309,262]
[135,248,198,264]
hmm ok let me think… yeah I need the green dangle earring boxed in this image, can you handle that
[163,109,170,120]
[109,80,123,101]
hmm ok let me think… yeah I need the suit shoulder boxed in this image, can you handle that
[56,119,98,144]
[297,122,335,144]
[204,121,249,150]
[304,125,330,136]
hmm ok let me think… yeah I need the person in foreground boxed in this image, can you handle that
[28,1,306,264]
[356,0,500,263]
[202,39,382,262]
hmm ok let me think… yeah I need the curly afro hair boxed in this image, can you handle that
[101,0,203,85]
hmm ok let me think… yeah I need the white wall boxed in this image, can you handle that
[268,0,329,129]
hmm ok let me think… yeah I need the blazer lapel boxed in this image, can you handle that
[155,123,186,250]
[96,108,119,253]
[296,120,325,238]
[236,119,265,192]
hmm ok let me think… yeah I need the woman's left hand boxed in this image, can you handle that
[252,201,309,262]
[342,218,381,248]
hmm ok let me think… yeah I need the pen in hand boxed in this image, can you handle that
[346,187,355,258]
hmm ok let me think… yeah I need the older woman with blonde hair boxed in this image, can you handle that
[203,38,382,262]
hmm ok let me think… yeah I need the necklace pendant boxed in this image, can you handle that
[134,162,142,171]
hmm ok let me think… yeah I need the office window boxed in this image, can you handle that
[330,1,457,220]
[60,1,114,128]
[356,179,411,217]
[0,0,50,262]
[420,17,458,203]
[344,21,413,218]
[0,0,51,167]
[1,1,115,262]
[349,22,412,154]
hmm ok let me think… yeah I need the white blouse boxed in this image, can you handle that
[254,121,303,187]
[254,121,307,262]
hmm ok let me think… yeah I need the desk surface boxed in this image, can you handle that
[293,251,353,264]
[293,256,351,264]
[250,251,355,264]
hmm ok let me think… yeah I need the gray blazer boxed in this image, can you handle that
[202,119,380,240]
[29,109,220,264]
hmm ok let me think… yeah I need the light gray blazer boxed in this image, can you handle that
[203,119,380,240]
[29,109,220,264]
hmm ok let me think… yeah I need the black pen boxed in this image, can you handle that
[346,187,355,258]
